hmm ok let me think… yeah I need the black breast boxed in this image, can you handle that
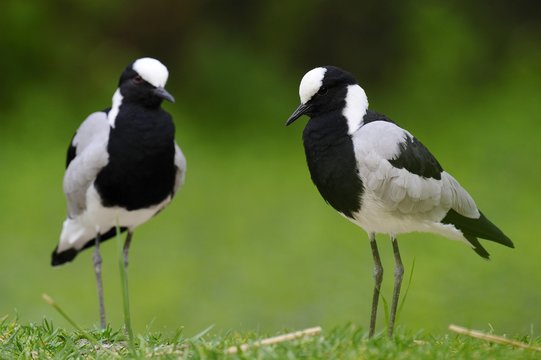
[302,113,364,218]
[95,105,176,210]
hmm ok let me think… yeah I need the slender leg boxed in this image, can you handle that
[388,235,404,337]
[93,234,106,329]
[123,230,134,269]
[368,233,383,338]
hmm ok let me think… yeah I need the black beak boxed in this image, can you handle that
[153,87,175,103]
[285,103,311,126]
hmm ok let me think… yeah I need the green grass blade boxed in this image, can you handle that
[396,257,416,323]
[42,293,119,357]
[190,324,215,342]
[381,294,389,336]
[42,294,87,335]
[116,223,135,353]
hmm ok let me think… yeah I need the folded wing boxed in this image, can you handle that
[63,111,110,217]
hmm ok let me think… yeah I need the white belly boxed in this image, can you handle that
[58,184,171,252]
[347,191,468,244]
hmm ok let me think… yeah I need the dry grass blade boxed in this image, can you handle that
[449,324,541,352]
[225,326,322,354]
[42,293,120,358]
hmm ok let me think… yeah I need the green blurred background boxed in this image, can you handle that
[1,0,540,336]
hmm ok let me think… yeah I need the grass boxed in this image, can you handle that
[115,224,134,352]
[1,317,540,359]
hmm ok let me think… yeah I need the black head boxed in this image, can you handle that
[117,57,175,108]
[286,66,361,125]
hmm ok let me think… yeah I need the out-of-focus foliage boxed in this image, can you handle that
[0,0,540,336]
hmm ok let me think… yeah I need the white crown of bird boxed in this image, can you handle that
[132,58,169,88]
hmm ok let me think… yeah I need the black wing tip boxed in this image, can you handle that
[499,235,515,249]
[51,227,128,266]
[466,235,491,259]
[465,232,516,260]
[443,209,515,250]
[477,211,515,249]
[470,234,516,260]
[473,245,491,260]
[51,247,79,266]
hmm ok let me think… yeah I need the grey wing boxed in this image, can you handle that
[63,112,110,217]
[172,143,186,196]
[362,162,479,219]
[354,121,479,219]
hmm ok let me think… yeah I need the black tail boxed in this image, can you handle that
[51,247,79,266]
[51,227,128,266]
[442,209,514,259]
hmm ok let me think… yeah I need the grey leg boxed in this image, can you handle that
[93,234,106,329]
[368,233,383,338]
[123,230,134,269]
[388,235,404,337]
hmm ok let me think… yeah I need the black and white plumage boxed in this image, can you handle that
[52,58,186,328]
[286,66,513,337]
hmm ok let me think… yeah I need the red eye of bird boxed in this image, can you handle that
[133,75,143,84]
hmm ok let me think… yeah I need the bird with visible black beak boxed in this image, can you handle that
[286,66,513,338]
[52,58,186,329]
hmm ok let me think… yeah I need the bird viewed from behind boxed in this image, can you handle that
[52,57,186,328]
[285,66,513,337]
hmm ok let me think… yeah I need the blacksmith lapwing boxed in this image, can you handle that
[52,58,186,328]
[286,66,513,337]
